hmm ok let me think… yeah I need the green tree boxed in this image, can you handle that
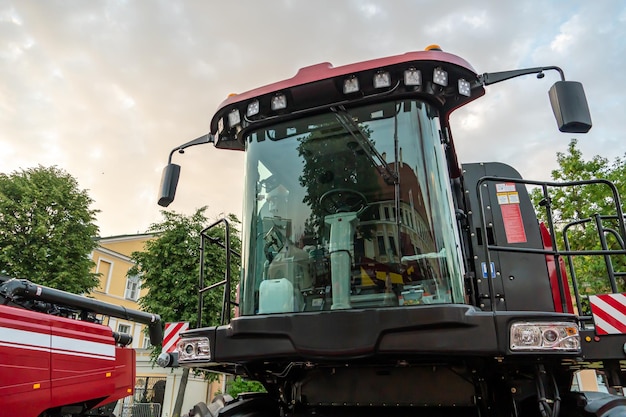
[0,165,100,293]
[128,207,241,417]
[531,139,626,299]
[226,376,266,398]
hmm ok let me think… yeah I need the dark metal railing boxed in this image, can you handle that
[475,176,626,314]
[197,218,240,328]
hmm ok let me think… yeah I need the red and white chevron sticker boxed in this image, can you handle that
[163,321,189,353]
[589,293,626,335]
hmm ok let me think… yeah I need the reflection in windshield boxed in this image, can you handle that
[239,100,465,315]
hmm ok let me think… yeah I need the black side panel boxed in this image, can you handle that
[461,163,555,312]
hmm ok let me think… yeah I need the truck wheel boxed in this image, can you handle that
[191,402,210,417]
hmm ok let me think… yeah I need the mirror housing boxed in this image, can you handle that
[158,163,181,207]
[549,81,592,133]
[148,321,164,346]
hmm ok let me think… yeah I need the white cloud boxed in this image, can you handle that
[110,83,136,110]
[359,3,383,19]
[0,0,624,237]
[0,6,22,25]
[550,15,582,54]
[89,147,103,160]
[462,10,489,29]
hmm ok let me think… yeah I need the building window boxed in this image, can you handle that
[95,259,113,293]
[125,274,141,301]
[118,323,131,334]
[142,334,152,349]
[388,236,397,256]
[377,235,386,258]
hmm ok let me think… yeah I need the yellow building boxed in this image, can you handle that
[91,233,155,350]
[90,233,223,416]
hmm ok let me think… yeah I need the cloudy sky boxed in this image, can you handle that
[1,1,624,237]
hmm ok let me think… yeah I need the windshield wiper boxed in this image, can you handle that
[331,106,398,185]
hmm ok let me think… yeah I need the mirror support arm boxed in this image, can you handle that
[477,66,565,87]
[158,133,214,207]
[167,134,214,164]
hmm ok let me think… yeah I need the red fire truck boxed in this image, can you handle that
[158,46,626,417]
[0,276,162,417]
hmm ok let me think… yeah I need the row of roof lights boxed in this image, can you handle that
[225,66,473,130]
[343,67,470,95]
[342,67,471,97]
[222,97,294,132]
[224,94,289,130]
[239,94,287,122]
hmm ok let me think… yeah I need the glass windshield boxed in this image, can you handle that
[239,100,465,315]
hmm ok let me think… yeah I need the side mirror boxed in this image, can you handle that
[549,81,592,133]
[158,163,181,207]
[148,322,164,346]
[157,134,213,207]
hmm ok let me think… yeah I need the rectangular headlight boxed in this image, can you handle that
[433,67,448,86]
[373,71,391,88]
[177,337,211,362]
[343,76,360,94]
[404,68,421,86]
[247,100,260,117]
[271,93,287,111]
[228,109,241,128]
[458,79,471,97]
[510,322,580,352]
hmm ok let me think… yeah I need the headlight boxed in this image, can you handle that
[433,67,448,87]
[228,109,241,128]
[458,79,471,97]
[373,71,391,88]
[177,337,211,362]
[343,76,360,94]
[510,322,580,352]
[404,68,422,86]
[271,93,287,110]
[247,100,260,117]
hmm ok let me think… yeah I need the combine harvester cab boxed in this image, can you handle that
[158,46,626,417]
[0,277,162,417]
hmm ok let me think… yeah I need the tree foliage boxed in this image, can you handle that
[129,207,241,332]
[129,207,242,366]
[530,139,626,297]
[225,376,266,398]
[0,165,100,293]
[129,207,242,417]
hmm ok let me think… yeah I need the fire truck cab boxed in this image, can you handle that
[0,277,162,417]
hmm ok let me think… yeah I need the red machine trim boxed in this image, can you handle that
[590,293,626,335]
[214,50,478,115]
[539,222,574,314]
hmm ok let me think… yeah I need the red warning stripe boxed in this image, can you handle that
[163,321,189,353]
[589,294,626,335]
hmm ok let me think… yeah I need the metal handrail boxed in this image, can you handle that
[474,176,626,314]
[197,218,241,328]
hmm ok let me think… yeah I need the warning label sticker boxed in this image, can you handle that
[496,182,516,193]
[495,183,527,243]
[501,202,527,243]
[496,192,520,205]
